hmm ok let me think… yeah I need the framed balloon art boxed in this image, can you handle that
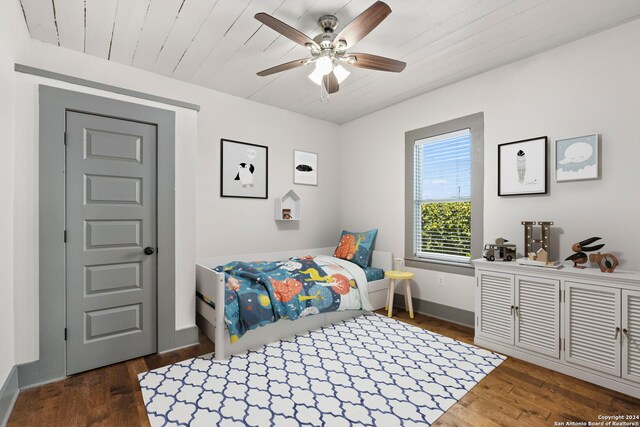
[220,139,268,199]
[498,136,548,196]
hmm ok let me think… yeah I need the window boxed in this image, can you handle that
[405,113,483,273]
[414,129,471,262]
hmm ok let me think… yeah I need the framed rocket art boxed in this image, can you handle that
[498,136,548,196]
[220,139,268,199]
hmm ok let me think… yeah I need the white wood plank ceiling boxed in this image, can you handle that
[19,0,640,124]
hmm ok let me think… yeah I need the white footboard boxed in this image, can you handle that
[196,264,226,360]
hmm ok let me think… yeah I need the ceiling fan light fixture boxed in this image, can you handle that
[308,68,324,85]
[333,64,350,84]
[255,1,406,95]
[315,56,333,76]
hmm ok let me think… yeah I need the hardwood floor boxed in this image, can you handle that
[7,331,214,427]
[382,310,640,427]
[7,312,640,426]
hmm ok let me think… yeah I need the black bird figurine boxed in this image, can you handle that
[565,237,605,268]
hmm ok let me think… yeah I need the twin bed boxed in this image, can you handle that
[195,247,392,360]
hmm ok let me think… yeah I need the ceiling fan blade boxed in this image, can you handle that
[347,53,406,72]
[323,73,340,94]
[255,12,319,50]
[335,1,391,49]
[257,58,312,76]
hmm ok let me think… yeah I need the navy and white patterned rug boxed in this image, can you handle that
[139,314,505,426]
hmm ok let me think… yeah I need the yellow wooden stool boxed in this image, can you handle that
[384,271,414,319]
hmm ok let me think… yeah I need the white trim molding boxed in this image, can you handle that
[0,367,19,427]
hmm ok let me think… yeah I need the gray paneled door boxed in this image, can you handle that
[66,111,157,375]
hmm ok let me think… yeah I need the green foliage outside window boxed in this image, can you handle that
[420,201,471,257]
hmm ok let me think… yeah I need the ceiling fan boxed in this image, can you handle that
[254,1,406,94]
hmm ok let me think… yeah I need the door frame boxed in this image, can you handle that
[34,85,176,382]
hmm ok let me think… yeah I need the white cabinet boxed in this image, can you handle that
[474,259,640,399]
[516,276,560,358]
[565,285,640,381]
[623,289,640,382]
[477,272,514,345]
[565,282,621,376]
[476,272,560,358]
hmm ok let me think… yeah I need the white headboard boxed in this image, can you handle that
[197,247,393,271]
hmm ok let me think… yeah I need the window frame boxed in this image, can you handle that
[404,112,484,276]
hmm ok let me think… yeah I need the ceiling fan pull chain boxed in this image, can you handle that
[320,82,328,102]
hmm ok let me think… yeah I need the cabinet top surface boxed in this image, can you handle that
[473,258,640,286]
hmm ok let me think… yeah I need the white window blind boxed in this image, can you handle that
[414,128,472,263]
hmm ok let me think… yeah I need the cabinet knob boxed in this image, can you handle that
[515,306,520,317]
[614,327,620,339]
[510,305,515,315]
[623,328,629,340]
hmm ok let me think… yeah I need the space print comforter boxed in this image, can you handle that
[211,255,373,343]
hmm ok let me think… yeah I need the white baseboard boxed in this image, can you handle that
[0,367,19,427]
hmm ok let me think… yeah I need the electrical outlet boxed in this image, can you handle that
[438,275,445,286]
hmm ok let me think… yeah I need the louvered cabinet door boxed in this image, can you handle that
[622,290,640,382]
[515,276,560,358]
[565,282,621,376]
[477,272,514,345]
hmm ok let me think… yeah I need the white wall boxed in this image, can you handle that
[194,94,340,258]
[0,0,20,386]
[338,19,640,314]
[12,39,339,364]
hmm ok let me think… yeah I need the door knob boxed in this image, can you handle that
[144,246,155,255]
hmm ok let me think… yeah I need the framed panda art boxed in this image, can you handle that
[220,139,268,199]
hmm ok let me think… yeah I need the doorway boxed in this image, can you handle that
[36,86,177,381]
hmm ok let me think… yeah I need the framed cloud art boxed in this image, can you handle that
[555,134,599,182]
[220,139,268,199]
[498,136,548,196]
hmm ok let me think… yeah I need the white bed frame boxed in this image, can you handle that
[196,247,392,360]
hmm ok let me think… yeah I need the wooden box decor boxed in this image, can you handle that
[589,252,619,273]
